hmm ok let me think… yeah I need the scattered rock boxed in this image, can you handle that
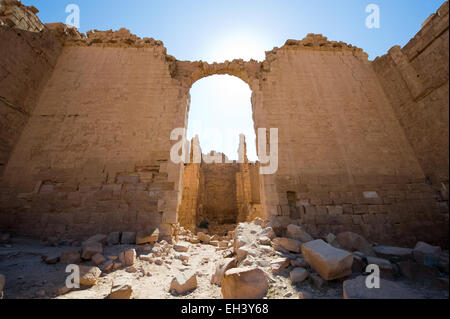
[271,258,290,274]
[236,247,250,262]
[343,276,421,299]
[290,257,308,268]
[259,227,276,240]
[170,271,198,295]
[309,273,325,289]
[100,260,114,272]
[43,254,59,264]
[290,267,309,283]
[373,245,413,261]
[286,224,313,242]
[110,278,133,299]
[79,266,102,287]
[174,242,190,252]
[197,232,211,244]
[211,258,237,286]
[222,268,268,299]
[273,237,303,253]
[136,229,159,245]
[120,249,136,266]
[326,233,336,244]
[121,232,136,245]
[81,241,103,260]
[107,232,121,245]
[139,253,153,262]
[91,253,106,266]
[60,249,81,264]
[413,242,441,266]
[333,232,375,256]
[301,239,353,280]
[258,236,271,245]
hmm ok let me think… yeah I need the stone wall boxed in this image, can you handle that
[373,1,449,188]
[0,1,448,246]
[0,0,62,176]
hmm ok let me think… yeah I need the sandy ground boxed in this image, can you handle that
[0,236,448,300]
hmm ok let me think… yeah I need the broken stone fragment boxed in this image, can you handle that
[309,273,326,289]
[110,278,133,299]
[290,267,309,283]
[211,258,237,286]
[170,271,197,295]
[81,241,103,260]
[100,260,114,272]
[79,266,102,287]
[259,227,276,240]
[43,254,59,264]
[270,258,290,274]
[258,236,271,245]
[301,239,353,280]
[333,232,375,256]
[286,224,313,242]
[174,242,190,252]
[290,257,308,268]
[136,228,159,245]
[272,237,303,253]
[413,242,442,266]
[343,276,421,299]
[121,232,136,245]
[221,268,268,299]
[119,249,136,266]
[91,253,106,266]
[60,249,81,264]
[197,232,211,244]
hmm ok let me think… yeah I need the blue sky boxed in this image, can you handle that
[21,0,444,160]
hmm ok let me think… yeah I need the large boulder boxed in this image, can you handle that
[81,241,103,260]
[272,237,303,253]
[136,229,159,245]
[211,258,237,286]
[222,268,268,299]
[286,224,313,242]
[413,242,441,266]
[343,276,421,299]
[333,232,375,256]
[170,271,198,295]
[373,246,413,261]
[110,278,133,299]
[79,266,102,287]
[301,240,353,280]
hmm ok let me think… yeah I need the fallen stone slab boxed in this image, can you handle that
[79,266,102,287]
[286,224,313,242]
[301,239,353,280]
[343,275,422,299]
[110,278,133,299]
[81,241,103,260]
[290,267,309,283]
[413,242,441,266]
[222,268,268,299]
[91,253,106,266]
[273,237,303,253]
[170,271,198,295]
[136,229,159,245]
[60,249,81,264]
[211,258,237,286]
[373,246,413,261]
[333,232,375,256]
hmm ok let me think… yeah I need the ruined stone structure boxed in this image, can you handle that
[0,1,448,246]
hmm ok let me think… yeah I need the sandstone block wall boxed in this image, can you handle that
[0,1,62,176]
[0,1,448,246]
[373,1,449,187]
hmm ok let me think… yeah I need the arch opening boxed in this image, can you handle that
[178,74,262,235]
